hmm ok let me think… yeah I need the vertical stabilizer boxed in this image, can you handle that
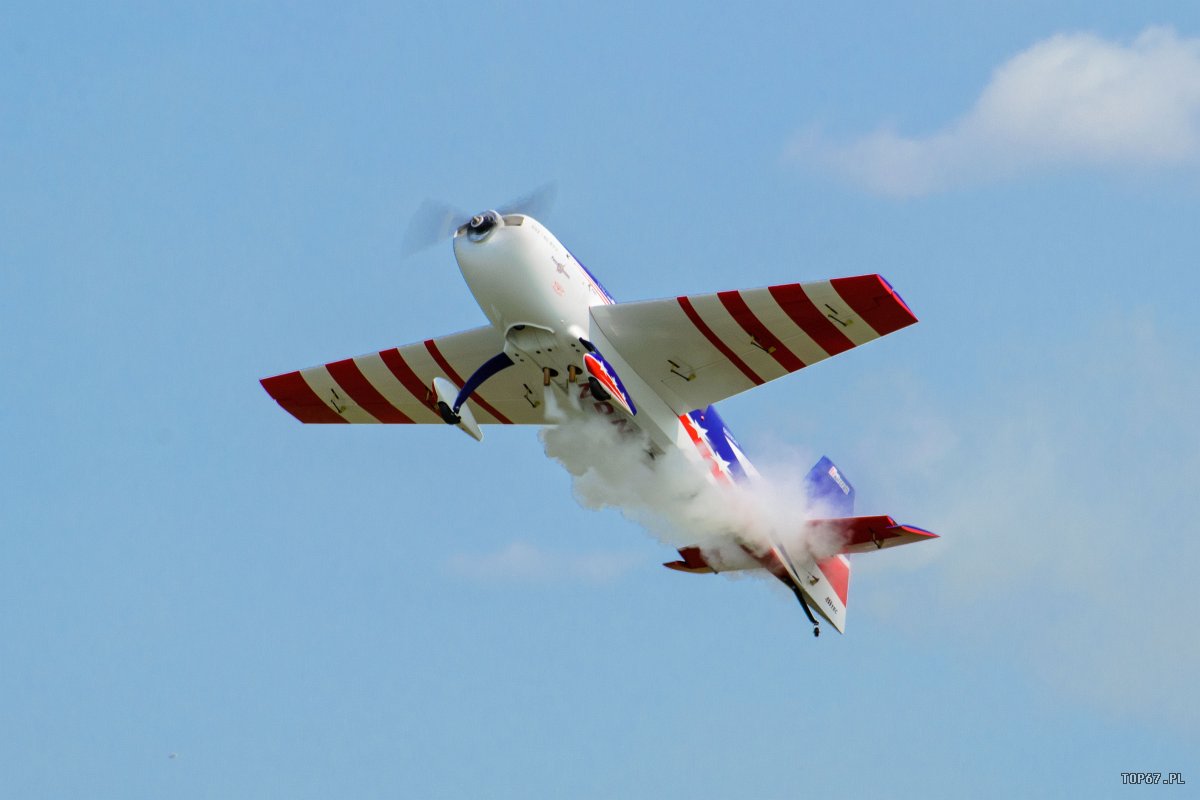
[804,456,855,517]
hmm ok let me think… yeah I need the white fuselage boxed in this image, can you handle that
[452,214,690,456]
[455,212,851,633]
[453,214,604,339]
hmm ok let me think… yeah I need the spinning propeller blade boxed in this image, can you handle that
[401,182,557,257]
[496,182,557,220]
[401,200,467,257]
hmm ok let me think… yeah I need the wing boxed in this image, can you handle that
[261,325,547,425]
[590,274,917,413]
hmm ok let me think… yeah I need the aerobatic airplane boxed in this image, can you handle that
[261,206,937,637]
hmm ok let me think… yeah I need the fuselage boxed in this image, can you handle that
[452,212,850,631]
[453,213,717,463]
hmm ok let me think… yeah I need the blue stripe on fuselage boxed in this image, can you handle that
[687,405,751,482]
[567,249,617,305]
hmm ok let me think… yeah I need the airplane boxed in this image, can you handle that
[260,206,938,637]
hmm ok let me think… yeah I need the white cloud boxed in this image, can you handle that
[447,541,639,584]
[793,27,1200,195]
[841,312,1200,728]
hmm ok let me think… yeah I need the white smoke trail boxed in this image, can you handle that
[539,407,847,570]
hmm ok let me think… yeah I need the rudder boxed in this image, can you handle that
[804,456,855,516]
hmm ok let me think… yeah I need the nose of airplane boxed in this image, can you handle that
[465,210,501,239]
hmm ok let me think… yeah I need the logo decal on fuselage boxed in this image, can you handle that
[551,255,571,279]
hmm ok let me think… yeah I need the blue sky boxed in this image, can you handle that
[3,3,1198,797]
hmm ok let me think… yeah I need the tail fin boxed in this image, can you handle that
[663,455,936,638]
[804,456,855,516]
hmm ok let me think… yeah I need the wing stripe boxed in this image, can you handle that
[423,339,514,425]
[379,348,437,411]
[326,358,414,423]
[717,290,807,373]
[355,353,443,423]
[301,367,380,423]
[829,275,919,336]
[769,283,856,356]
[677,296,764,386]
[739,288,831,367]
[261,371,350,424]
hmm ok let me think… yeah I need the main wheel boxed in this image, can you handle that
[437,401,460,426]
[587,376,611,402]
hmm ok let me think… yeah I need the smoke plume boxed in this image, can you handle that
[538,393,845,568]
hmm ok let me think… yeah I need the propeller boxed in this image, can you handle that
[401,200,466,257]
[495,181,556,220]
[401,182,557,257]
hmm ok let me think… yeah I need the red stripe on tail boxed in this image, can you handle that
[818,555,850,606]
[261,371,348,424]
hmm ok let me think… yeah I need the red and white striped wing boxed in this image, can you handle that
[590,274,917,413]
[261,325,546,425]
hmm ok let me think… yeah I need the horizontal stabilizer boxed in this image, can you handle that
[662,515,936,573]
[663,541,760,574]
[812,515,938,554]
[663,546,715,573]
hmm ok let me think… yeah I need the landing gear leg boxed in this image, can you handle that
[450,352,515,418]
[791,584,821,639]
[567,365,578,383]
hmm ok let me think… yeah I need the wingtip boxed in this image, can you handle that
[889,523,939,539]
[259,371,347,424]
